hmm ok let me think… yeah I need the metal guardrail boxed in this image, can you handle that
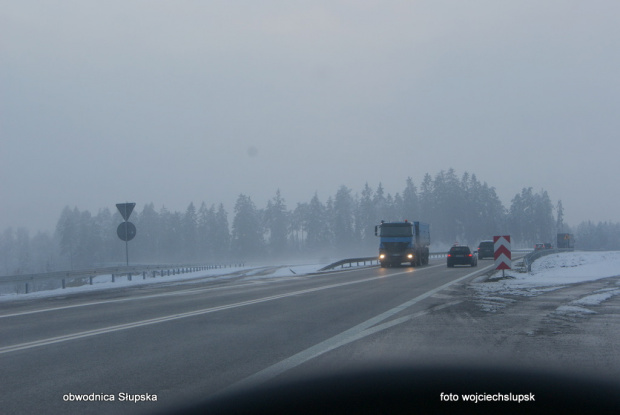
[318,252,450,271]
[1,248,545,295]
[0,263,244,295]
[318,257,379,271]
[319,249,536,272]
[523,248,575,272]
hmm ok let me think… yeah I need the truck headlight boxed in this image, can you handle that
[407,254,413,259]
[379,254,385,259]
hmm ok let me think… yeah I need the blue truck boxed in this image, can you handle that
[375,220,431,267]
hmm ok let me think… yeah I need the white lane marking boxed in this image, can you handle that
[431,293,454,299]
[0,265,446,355]
[0,266,372,319]
[327,299,463,347]
[0,265,397,319]
[224,265,493,393]
[0,285,247,319]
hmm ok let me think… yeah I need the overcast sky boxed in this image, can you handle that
[2,0,619,234]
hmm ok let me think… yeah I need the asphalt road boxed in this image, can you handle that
[1,258,619,414]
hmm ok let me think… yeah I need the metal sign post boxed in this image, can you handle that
[116,203,137,266]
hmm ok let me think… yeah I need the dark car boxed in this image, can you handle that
[447,245,477,267]
[477,240,494,259]
[535,243,545,250]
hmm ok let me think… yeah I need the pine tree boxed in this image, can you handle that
[305,193,328,253]
[356,183,376,250]
[30,231,56,273]
[333,186,356,255]
[93,208,115,265]
[159,207,183,262]
[15,228,31,274]
[75,210,99,269]
[0,228,16,275]
[264,190,289,257]
[419,173,434,224]
[214,203,231,259]
[196,202,212,259]
[55,206,79,269]
[401,177,419,219]
[290,202,308,253]
[534,190,555,244]
[556,200,565,233]
[183,202,198,261]
[135,203,160,263]
[509,188,532,245]
[231,194,263,260]
[373,183,388,221]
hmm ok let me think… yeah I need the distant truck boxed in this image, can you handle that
[557,233,575,250]
[375,220,430,267]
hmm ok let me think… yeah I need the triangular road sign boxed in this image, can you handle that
[116,203,136,221]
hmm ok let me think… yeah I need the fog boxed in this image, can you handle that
[2,1,619,233]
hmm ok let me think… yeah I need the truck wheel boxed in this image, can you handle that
[380,262,386,268]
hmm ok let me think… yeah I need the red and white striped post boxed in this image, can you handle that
[494,235,511,278]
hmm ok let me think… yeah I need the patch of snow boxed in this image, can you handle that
[244,264,331,279]
[475,252,620,293]
[555,305,597,315]
[529,251,620,282]
[471,251,620,311]
[571,289,620,306]
[474,296,516,313]
[0,266,253,302]
[0,261,361,302]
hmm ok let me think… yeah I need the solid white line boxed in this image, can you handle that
[0,265,442,355]
[224,265,494,393]
[0,283,254,319]
[0,264,410,319]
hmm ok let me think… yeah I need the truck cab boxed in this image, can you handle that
[375,220,430,267]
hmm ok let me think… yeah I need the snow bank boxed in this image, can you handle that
[529,251,620,284]
[472,251,620,312]
[476,252,620,293]
[0,262,340,302]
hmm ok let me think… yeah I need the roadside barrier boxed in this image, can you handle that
[318,252,450,271]
[0,263,245,295]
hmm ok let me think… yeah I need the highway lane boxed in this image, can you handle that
[0,259,491,414]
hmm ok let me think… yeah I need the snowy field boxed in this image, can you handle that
[472,251,620,313]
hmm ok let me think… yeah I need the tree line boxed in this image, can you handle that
[1,169,618,275]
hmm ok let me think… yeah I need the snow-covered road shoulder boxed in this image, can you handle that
[0,262,343,302]
[471,251,620,313]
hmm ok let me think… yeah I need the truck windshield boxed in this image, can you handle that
[379,225,413,237]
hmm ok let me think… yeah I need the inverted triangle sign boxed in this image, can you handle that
[116,203,136,221]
